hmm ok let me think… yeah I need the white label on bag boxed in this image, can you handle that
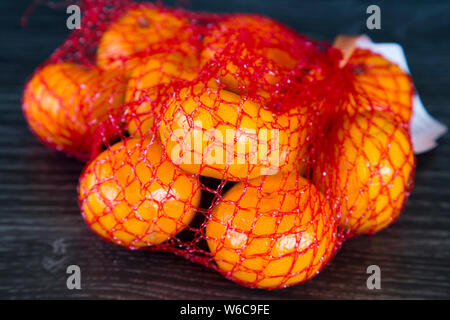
[354,35,447,154]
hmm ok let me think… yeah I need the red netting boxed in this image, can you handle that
[22,0,416,289]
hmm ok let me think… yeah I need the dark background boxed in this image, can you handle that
[1,0,449,299]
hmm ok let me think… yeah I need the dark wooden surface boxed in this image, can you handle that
[1,0,449,299]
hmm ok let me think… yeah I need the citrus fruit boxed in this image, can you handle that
[206,172,337,289]
[22,62,126,158]
[315,111,415,235]
[97,5,196,75]
[201,14,298,66]
[158,80,308,181]
[348,48,414,123]
[200,14,299,96]
[125,52,199,137]
[78,138,201,248]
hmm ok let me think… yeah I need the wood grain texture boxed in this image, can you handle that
[0,0,449,299]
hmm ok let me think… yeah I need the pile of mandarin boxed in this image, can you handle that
[22,1,415,289]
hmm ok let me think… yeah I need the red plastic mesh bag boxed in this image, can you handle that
[22,0,416,289]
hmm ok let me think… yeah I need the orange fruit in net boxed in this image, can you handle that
[125,52,199,137]
[315,111,415,235]
[201,14,298,65]
[200,14,299,96]
[97,5,196,75]
[78,138,201,248]
[159,80,308,181]
[348,48,414,123]
[22,62,125,158]
[206,172,336,289]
